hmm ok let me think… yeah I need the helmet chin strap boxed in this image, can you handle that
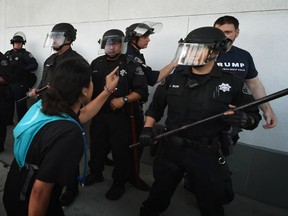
[53,42,71,51]
[132,39,142,50]
[206,55,217,63]
[204,50,218,64]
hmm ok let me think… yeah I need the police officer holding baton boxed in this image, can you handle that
[138,27,261,216]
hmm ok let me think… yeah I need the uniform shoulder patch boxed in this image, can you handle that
[1,59,8,66]
[29,53,34,58]
[135,66,144,75]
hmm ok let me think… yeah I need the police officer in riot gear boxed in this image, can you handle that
[84,29,148,200]
[125,22,177,86]
[125,22,177,191]
[0,52,14,152]
[29,22,87,206]
[138,27,261,216]
[5,31,38,121]
[30,22,85,93]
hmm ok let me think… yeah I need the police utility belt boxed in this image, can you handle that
[167,135,226,164]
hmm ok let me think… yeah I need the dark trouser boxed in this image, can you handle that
[4,160,65,216]
[66,167,80,194]
[89,112,131,184]
[128,111,144,182]
[9,83,28,121]
[0,84,14,150]
[140,136,234,216]
[0,124,7,149]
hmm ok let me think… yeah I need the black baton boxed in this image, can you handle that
[17,85,49,103]
[130,88,288,148]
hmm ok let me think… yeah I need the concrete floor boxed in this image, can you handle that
[1,125,288,216]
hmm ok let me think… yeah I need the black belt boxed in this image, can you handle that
[167,136,219,152]
[167,136,227,164]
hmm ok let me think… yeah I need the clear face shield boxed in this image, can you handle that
[99,35,127,57]
[43,31,66,49]
[143,21,163,32]
[174,42,214,66]
[134,22,163,36]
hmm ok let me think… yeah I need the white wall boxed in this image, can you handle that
[1,0,288,152]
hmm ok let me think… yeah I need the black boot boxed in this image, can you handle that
[83,172,104,186]
[59,186,79,206]
[105,182,125,200]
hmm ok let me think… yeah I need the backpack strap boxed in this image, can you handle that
[20,163,39,201]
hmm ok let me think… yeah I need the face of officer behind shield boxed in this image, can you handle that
[104,39,123,59]
[98,34,127,59]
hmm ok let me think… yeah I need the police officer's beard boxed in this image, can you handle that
[53,42,71,51]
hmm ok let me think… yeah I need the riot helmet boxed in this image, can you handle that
[125,21,163,42]
[99,29,127,57]
[174,27,232,66]
[44,23,77,50]
[10,31,26,45]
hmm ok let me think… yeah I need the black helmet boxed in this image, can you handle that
[125,23,155,42]
[183,27,231,51]
[174,27,232,66]
[100,29,125,49]
[52,23,77,41]
[10,31,26,45]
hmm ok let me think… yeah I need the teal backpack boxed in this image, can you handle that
[13,100,88,185]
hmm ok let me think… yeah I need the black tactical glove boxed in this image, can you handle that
[139,127,155,147]
[222,110,254,128]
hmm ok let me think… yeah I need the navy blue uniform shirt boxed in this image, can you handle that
[126,43,159,86]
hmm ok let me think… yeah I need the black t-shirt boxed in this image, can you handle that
[216,46,258,80]
[3,119,84,216]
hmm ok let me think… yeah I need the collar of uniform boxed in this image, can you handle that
[128,43,140,55]
[12,48,26,52]
[57,47,73,58]
[210,64,223,78]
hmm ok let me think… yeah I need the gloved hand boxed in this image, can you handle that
[222,110,254,128]
[139,127,155,147]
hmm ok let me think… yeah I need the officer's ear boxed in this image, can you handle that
[235,28,240,39]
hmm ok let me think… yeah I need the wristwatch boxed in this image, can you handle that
[122,96,129,103]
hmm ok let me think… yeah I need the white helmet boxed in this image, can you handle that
[11,31,26,44]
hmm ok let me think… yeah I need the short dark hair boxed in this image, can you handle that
[42,57,91,116]
[213,15,239,29]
